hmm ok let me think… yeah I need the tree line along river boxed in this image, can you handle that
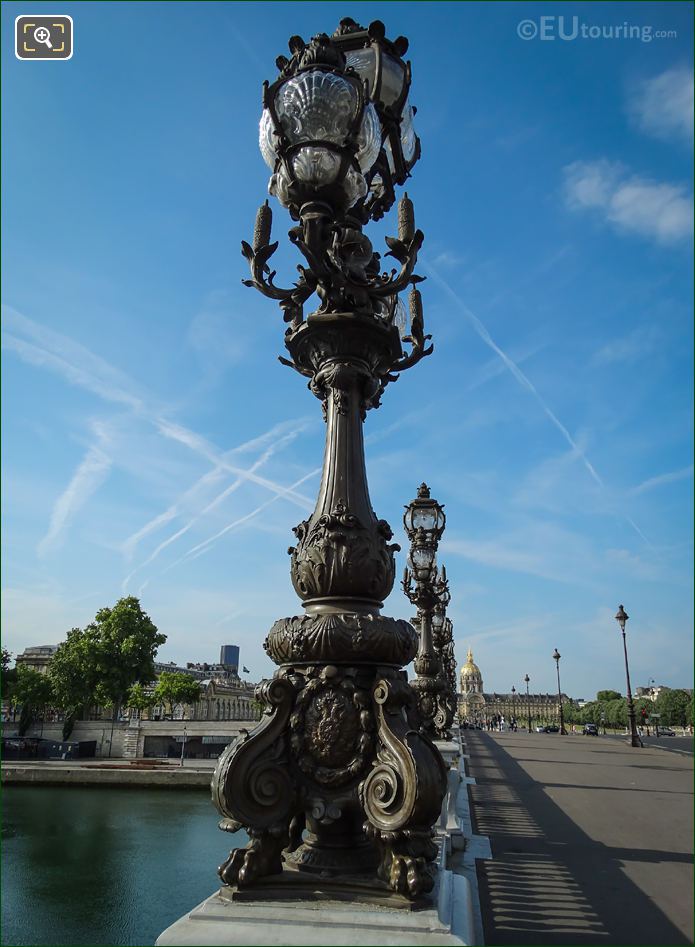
[2,785,248,946]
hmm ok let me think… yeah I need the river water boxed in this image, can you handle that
[2,785,248,946]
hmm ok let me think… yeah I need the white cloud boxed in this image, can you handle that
[628,67,694,145]
[591,324,662,366]
[563,160,693,245]
[431,250,467,269]
[630,465,694,496]
[187,291,246,370]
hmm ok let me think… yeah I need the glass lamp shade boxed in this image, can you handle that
[259,70,381,209]
[400,101,418,164]
[411,506,437,531]
[431,610,444,631]
[375,294,409,337]
[276,71,358,146]
[383,137,396,176]
[392,295,409,339]
[344,47,406,108]
[259,109,278,169]
[410,545,436,579]
[404,489,446,541]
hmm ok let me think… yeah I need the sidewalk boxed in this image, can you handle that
[464,731,693,945]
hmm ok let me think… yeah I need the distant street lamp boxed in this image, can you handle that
[403,484,450,737]
[524,674,532,732]
[511,685,516,729]
[615,605,642,748]
[552,649,567,735]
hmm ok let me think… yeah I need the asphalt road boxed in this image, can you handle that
[607,734,694,755]
[464,731,694,946]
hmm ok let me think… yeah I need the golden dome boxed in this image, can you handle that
[460,647,482,678]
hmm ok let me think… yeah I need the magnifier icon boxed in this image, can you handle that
[34,26,53,49]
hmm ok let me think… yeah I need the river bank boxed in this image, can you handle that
[2,758,215,788]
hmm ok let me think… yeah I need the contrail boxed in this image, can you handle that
[165,467,321,572]
[121,420,309,560]
[38,444,112,557]
[423,260,650,546]
[136,430,301,571]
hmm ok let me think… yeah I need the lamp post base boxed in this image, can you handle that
[212,658,448,901]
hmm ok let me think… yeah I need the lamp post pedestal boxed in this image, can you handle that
[213,319,447,897]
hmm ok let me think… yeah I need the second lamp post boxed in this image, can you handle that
[524,673,532,732]
[403,483,452,739]
[552,649,567,735]
[615,605,642,748]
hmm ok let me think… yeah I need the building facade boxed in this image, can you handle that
[11,643,259,724]
[141,677,258,723]
[458,647,571,728]
[15,645,58,675]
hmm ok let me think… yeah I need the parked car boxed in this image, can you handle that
[583,724,599,736]
[535,726,547,732]
[536,725,560,733]
[657,727,676,736]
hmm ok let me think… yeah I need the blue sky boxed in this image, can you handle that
[2,1,692,700]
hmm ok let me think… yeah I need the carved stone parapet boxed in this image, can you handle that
[264,612,418,666]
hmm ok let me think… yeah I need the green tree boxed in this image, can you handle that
[605,697,627,728]
[124,682,155,714]
[579,701,601,726]
[655,688,690,727]
[11,666,54,735]
[87,598,165,713]
[49,627,100,738]
[152,672,201,718]
[50,598,166,741]
[1,647,17,699]
[596,689,621,702]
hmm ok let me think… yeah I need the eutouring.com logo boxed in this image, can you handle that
[517,16,677,43]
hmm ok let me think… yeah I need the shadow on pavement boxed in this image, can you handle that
[466,732,692,945]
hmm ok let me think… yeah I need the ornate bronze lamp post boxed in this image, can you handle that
[431,605,458,739]
[524,673,532,732]
[402,484,450,739]
[552,649,567,735]
[615,605,642,748]
[212,18,447,902]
